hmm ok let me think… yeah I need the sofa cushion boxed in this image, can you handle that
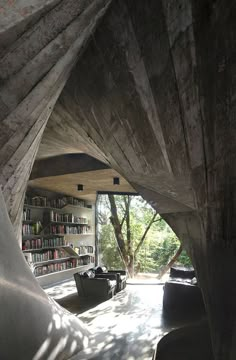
[95,273,117,280]
[108,280,117,289]
[170,266,195,279]
[163,280,205,316]
[94,266,108,274]
[82,270,95,278]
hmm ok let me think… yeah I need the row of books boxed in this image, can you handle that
[74,246,94,255]
[47,224,90,235]
[24,196,48,207]
[24,195,87,209]
[22,223,42,235]
[34,258,93,276]
[45,210,88,224]
[22,237,65,250]
[62,196,86,207]
[23,208,31,221]
[27,249,68,263]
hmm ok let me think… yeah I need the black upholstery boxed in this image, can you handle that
[108,270,127,291]
[74,272,116,300]
[170,266,195,280]
[163,266,205,317]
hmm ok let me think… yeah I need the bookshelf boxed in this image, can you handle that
[22,194,95,286]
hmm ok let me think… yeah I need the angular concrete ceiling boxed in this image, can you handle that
[1,0,236,358]
[38,0,199,213]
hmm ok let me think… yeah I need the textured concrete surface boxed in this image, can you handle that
[51,281,206,360]
[76,285,169,360]
[0,0,112,241]
[0,2,112,359]
[0,1,236,359]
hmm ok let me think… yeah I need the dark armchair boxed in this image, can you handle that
[107,270,127,292]
[163,266,205,317]
[93,266,127,292]
[74,272,116,300]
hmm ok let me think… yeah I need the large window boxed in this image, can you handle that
[97,194,191,278]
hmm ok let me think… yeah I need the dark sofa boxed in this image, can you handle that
[107,270,127,291]
[92,266,127,292]
[74,271,116,300]
[163,266,205,317]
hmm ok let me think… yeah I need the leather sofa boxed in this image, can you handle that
[162,266,205,317]
[107,270,127,292]
[74,271,116,300]
[92,266,127,292]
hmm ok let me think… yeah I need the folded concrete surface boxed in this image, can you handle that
[0,1,236,359]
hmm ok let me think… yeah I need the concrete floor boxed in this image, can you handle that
[44,280,204,360]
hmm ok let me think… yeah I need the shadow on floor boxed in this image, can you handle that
[56,293,106,315]
[46,280,209,360]
[69,285,170,360]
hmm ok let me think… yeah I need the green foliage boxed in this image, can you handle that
[98,223,124,270]
[178,249,192,267]
[150,230,192,272]
[97,194,192,273]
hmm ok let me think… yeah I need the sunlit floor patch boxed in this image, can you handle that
[68,285,174,360]
[46,281,202,360]
[43,280,77,300]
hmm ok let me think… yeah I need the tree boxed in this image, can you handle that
[108,194,160,277]
[157,243,183,279]
[97,194,192,278]
[99,223,123,269]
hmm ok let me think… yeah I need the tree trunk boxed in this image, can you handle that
[134,212,158,257]
[108,195,160,278]
[127,256,134,278]
[108,194,127,260]
[157,244,183,279]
